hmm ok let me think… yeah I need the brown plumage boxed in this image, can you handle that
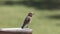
[21,12,33,29]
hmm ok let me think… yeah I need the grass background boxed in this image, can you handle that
[0,5,60,34]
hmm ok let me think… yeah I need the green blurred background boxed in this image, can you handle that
[0,0,60,34]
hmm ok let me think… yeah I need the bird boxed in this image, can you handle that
[21,12,34,29]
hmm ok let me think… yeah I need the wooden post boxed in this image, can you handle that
[0,28,32,34]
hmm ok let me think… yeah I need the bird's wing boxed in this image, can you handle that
[24,16,30,24]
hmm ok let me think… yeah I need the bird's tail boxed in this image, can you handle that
[21,23,28,29]
[21,23,25,29]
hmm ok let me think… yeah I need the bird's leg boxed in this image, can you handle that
[26,26,28,28]
[25,24,29,28]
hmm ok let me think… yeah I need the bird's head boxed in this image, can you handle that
[28,12,34,17]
